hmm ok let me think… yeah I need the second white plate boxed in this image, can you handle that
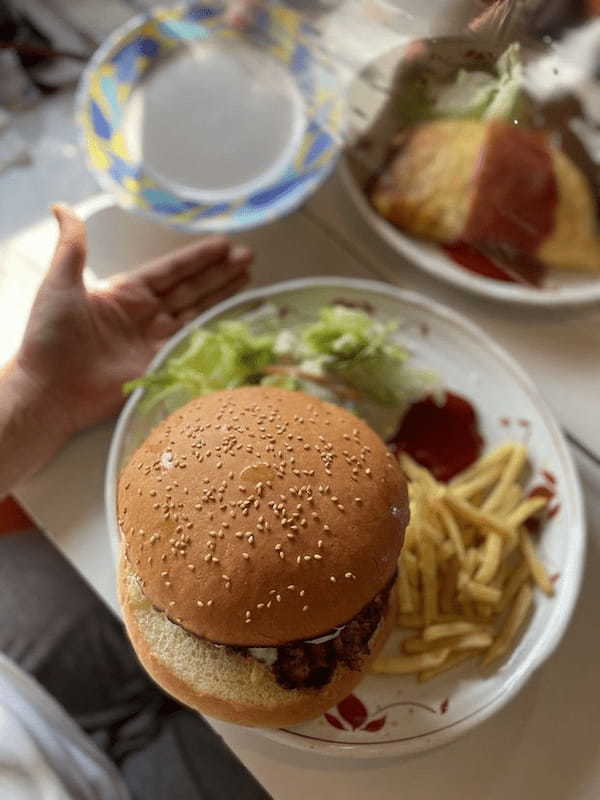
[342,43,600,307]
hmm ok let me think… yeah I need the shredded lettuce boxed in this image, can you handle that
[125,304,438,437]
[401,42,524,125]
[124,320,276,412]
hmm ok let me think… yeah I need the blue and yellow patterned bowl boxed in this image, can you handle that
[76,2,345,232]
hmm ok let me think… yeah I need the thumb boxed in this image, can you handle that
[47,204,87,286]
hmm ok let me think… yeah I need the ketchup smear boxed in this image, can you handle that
[391,392,483,482]
[444,122,557,288]
[443,243,546,287]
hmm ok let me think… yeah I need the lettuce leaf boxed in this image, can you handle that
[401,42,524,125]
[124,304,438,435]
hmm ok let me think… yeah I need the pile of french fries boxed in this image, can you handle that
[372,443,555,682]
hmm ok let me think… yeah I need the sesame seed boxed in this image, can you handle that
[206,600,213,607]
[287,584,296,590]
[211,557,220,563]
[302,605,309,612]
[257,603,265,609]
[187,564,195,571]
[303,555,312,561]
[242,552,250,560]
[279,551,285,559]
[317,540,323,548]
[204,554,211,562]
[313,553,323,560]
[345,572,354,579]
[196,600,204,607]
[330,576,336,582]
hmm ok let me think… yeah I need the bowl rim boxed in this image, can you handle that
[105,275,586,758]
[74,1,344,234]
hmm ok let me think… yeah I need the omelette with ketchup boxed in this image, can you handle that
[371,118,600,274]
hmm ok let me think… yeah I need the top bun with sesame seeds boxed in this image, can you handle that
[117,386,408,647]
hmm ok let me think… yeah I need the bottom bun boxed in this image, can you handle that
[119,554,397,728]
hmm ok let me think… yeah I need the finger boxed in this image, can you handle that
[47,204,87,286]
[161,245,252,313]
[175,271,250,326]
[225,0,262,28]
[138,236,231,294]
[146,270,250,344]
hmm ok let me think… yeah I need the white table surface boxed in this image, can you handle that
[2,1,600,797]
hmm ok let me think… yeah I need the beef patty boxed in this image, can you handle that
[234,571,396,690]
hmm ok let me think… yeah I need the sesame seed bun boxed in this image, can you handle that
[117,386,408,647]
[119,554,398,728]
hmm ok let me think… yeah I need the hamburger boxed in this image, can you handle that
[117,386,408,727]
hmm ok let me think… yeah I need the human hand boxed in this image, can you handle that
[225,0,263,28]
[15,205,252,441]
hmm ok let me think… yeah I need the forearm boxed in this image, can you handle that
[0,359,70,498]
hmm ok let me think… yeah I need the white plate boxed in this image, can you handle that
[342,42,600,307]
[105,277,585,758]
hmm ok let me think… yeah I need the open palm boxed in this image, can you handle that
[17,206,252,437]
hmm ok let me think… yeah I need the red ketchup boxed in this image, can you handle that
[391,392,483,482]
[444,122,557,287]
[443,243,546,287]
[525,485,557,533]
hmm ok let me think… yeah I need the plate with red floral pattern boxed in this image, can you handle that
[107,277,584,759]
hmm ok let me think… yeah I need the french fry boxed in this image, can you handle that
[439,558,459,614]
[482,584,534,666]
[423,620,487,641]
[419,537,438,624]
[482,444,528,513]
[475,602,494,620]
[402,550,420,586]
[462,580,501,605]
[439,538,456,562]
[497,484,523,516]
[449,443,515,487]
[404,630,492,654]
[419,650,478,682]
[423,521,445,546]
[507,495,548,530]
[452,463,504,500]
[375,441,555,683]
[372,648,450,675]
[519,529,555,596]
[400,453,440,491]
[475,532,502,584]
[397,567,416,613]
[443,493,513,538]
[397,613,426,629]
[498,561,530,612]
[438,505,466,562]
